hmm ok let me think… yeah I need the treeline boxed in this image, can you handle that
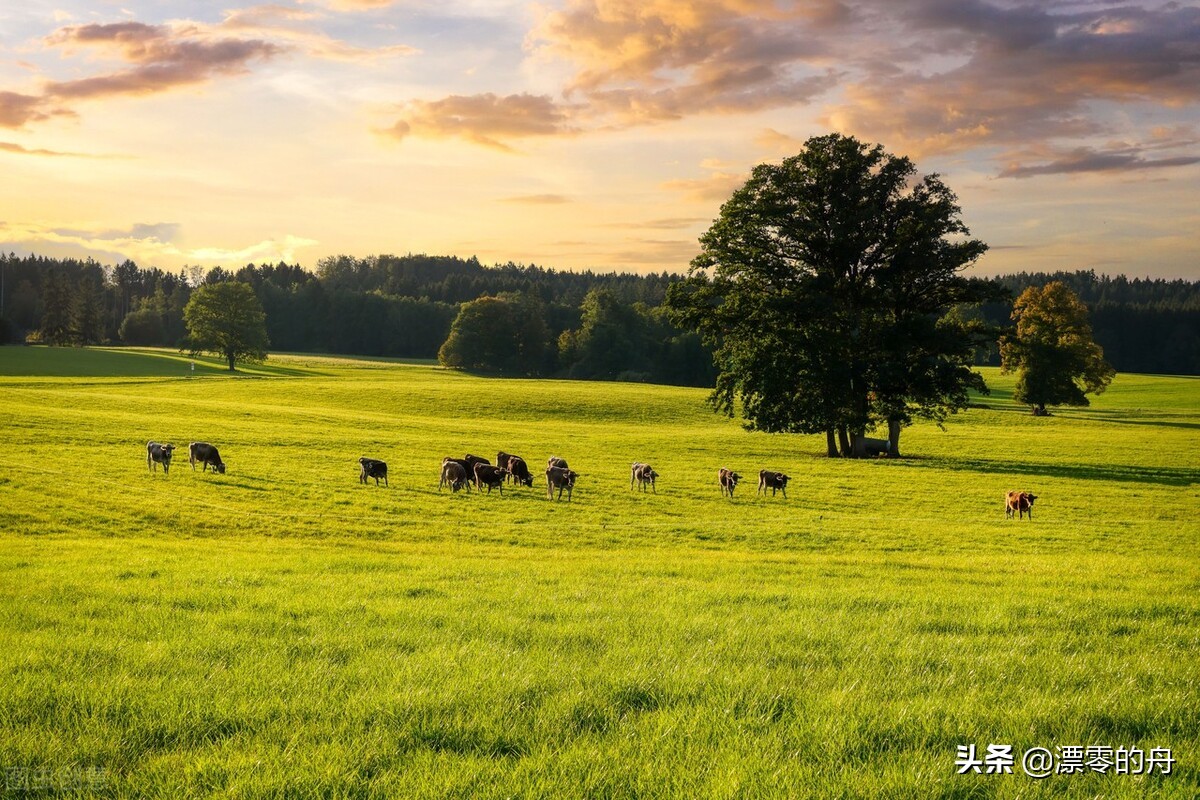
[2,253,1197,378]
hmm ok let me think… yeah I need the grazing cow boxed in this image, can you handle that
[440,457,474,491]
[547,456,569,470]
[758,470,790,498]
[146,441,175,474]
[497,451,515,471]
[506,456,534,487]
[631,462,658,493]
[860,437,890,457]
[1005,491,1037,520]
[440,460,468,492]
[474,463,509,494]
[546,465,579,501]
[188,442,226,474]
[718,468,742,498]
[359,457,388,487]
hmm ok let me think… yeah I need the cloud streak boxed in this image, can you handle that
[999,146,1200,179]
[384,93,575,150]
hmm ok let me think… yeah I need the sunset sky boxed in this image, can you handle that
[1,1,1197,278]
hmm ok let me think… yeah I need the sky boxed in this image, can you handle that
[0,0,1197,279]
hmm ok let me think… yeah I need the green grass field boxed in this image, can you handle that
[1,345,1196,798]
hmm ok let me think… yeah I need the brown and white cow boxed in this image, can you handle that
[718,468,741,498]
[631,462,658,493]
[546,465,579,501]
[146,441,175,474]
[1005,491,1037,520]
[758,470,789,498]
[440,457,473,492]
[188,442,225,474]
[547,456,568,470]
[358,457,388,487]
[440,460,468,492]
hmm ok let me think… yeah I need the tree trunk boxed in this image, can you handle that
[837,426,852,458]
[826,430,840,458]
[849,431,868,459]
[1032,404,1049,416]
[227,351,236,372]
[886,419,902,458]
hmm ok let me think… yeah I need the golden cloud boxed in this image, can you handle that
[383,93,575,151]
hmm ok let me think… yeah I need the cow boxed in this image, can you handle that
[546,465,579,501]
[188,442,226,474]
[506,455,534,487]
[146,441,175,474]
[758,470,789,498]
[359,457,388,487]
[497,451,515,472]
[860,437,890,457]
[463,454,491,476]
[718,468,742,498]
[1006,491,1037,520]
[547,456,569,470]
[440,460,468,492]
[631,462,658,493]
[474,463,509,494]
[440,457,474,492]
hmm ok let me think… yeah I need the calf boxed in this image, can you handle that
[474,463,509,494]
[440,457,474,491]
[506,455,534,487]
[440,460,468,492]
[188,442,226,474]
[718,468,741,498]
[359,457,388,487]
[758,470,789,498]
[546,465,579,501]
[1005,491,1037,520]
[146,441,175,474]
[631,462,658,493]
[547,456,568,470]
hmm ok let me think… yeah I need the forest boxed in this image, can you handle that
[1,252,1197,382]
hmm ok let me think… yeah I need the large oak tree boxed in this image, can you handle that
[666,133,1001,457]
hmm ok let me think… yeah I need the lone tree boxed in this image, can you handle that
[666,133,1001,457]
[183,281,268,371]
[1000,281,1115,415]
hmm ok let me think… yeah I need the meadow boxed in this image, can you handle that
[0,345,1196,798]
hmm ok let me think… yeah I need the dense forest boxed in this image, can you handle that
[1,252,1197,381]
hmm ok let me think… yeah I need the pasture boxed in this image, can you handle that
[0,346,1196,798]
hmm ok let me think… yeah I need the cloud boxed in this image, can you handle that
[43,22,281,101]
[0,91,68,128]
[216,5,418,61]
[821,1,1200,157]
[998,146,1200,179]
[1,220,317,265]
[661,170,746,203]
[0,140,108,157]
[531,0,846,124]
[383,93,575,150]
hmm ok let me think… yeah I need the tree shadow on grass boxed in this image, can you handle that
[1060,409,1200,432]
[911,455,1199,487]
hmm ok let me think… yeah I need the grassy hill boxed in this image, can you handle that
[0,346,1196,798]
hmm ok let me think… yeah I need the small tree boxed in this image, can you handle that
[438,294,550,375]
[119,308,166,346]
[1000,282,1115,415]
[183,281,268,371]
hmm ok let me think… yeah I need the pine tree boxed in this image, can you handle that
[39,270,74,346]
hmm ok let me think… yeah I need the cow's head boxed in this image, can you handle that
[162,444,175,455]
[1026,494,1037,504]
[778,473,789,485]
[215,462,226,474]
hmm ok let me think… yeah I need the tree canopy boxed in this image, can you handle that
[1000,281,1115,415]
[666,133,1001,457]
[183,281,269,371]
[438,293,552,376]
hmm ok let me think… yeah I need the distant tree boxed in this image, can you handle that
[39,270,74,345]
[666,133,998,457]
[438,293,550,375]
[183,281,269,371]
[1000,281,1115,415]
[73,276,105,345]
[119,308,166,346]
